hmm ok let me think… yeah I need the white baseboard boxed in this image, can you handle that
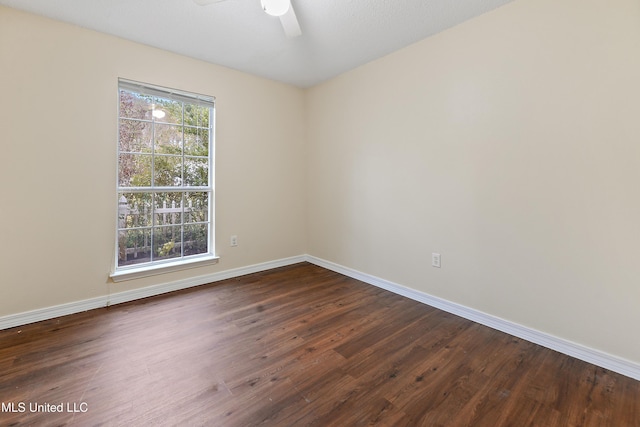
[0,255,306,331]
[305,255,640,381]
[107,255,307,306]
[3,253,638,381]
[0,296,109,331]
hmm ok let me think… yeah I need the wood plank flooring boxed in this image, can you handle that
[1,262,638,426]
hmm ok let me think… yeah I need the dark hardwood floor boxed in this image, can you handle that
[1,262,638,426]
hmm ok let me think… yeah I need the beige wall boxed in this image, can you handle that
[0,7,307,315]
[2,0,640,366]
[307,0,640,364]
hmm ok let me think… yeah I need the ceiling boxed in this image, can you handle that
[0,0,515,88]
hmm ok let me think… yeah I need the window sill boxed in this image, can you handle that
[110,255,220,283]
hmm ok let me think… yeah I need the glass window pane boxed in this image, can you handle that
[154,96,182,124]
[184,224,208,256]
[185,192,209,223]
[119,90,152,120]
[153,226,182,260]
[184,104,209,128]
[118,228,151,266]
[154,192,183,226]
[154,155,182,186]
[119,154,152,187]
[184,128,208,156]
[119,119,152,153]
[119,193,152,228]
[184,157,208,187]
[155,124,183,155]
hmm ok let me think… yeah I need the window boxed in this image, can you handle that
[113,79,216,280]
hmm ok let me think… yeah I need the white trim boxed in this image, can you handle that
[304,255,640,381]
[0,296,109,331]
[110,255,220,282]
[108,255,305,305]
[0,255,306,331]
[3,253,638,381]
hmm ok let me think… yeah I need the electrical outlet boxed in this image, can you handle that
[230,235,238,247]
[432,253,441,268]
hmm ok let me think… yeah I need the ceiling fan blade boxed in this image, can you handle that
[193,0,228,6]
[279,4,301,38]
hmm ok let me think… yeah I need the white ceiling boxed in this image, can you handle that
[0,0,515,88]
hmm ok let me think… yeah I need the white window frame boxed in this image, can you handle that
[111,79,218,282]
